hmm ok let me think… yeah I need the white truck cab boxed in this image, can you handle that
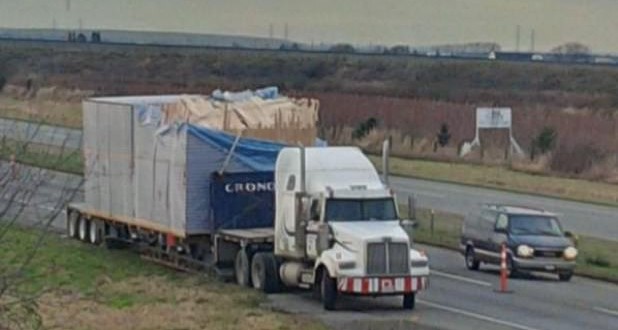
[274,147,429,310]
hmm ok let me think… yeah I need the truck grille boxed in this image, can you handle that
[367,242,409,275]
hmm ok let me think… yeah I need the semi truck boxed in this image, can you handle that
[66,93,429,310]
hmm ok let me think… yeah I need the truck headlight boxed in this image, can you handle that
[517,245,534,258]
[564,247,578,260]
[338,261,356,270]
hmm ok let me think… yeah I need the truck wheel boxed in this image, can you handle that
[235,249,251,287]
[251,252,280,293]
[89,220,103,245]
[67,212,79,239]
[78,218,90,242]
[465,246,480,270]
[403,293,416,310]
[321,270,337,311]
[558,271,573,282]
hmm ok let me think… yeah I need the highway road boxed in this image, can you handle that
[269,244,618,330]
[1,117,616,241]
[0,117,82,150]
[1,164,617,330]
[392,177,618,242]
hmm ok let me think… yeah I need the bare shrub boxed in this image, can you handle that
[550,143,605,175]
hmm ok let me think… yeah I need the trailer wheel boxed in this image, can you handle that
[89,220,103,245]
[321,269,337,311]
[67,211,79,239]
[78,218,90,242]
[251,252,280,293]
[235,249,252,287]
[403,293,416,310]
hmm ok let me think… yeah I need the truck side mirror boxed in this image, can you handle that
[400,219,418,228]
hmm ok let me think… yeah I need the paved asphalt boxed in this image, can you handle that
[391,177,618,242]
[1,164,617,330]
[269,244,618,330]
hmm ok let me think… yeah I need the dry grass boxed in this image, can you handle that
[0,226,326,330]
[0,92,83,128]
[38,276,322,330]
[373,155,618,207]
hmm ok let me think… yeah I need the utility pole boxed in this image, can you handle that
[515,25,521,52]
[284,23,289,40]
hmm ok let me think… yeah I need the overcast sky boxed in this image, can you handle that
[1,0,617,53]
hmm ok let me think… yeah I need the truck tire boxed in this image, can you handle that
[235,249,251,287]
[67,211,79,239]
[403,293,416,310]
[465,246,480,270]
[321,270,337,311]
[78,218,90,242]
[89,220,103,245]
[251,252,280,293]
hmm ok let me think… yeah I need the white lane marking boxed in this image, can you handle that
[594,307,618,318]
[431,270,492,287]
[418,299,544,330]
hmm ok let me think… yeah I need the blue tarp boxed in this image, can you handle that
[187,124,286,171]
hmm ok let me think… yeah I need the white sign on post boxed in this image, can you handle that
[476,108,512,129]
[460,107,523,157]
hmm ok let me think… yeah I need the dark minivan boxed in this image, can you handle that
[460,204,577,281]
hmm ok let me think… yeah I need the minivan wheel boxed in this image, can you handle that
[507,255,519,278]
[558,271,573,282]
[465,247,480,270]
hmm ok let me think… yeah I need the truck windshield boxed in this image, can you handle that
[509,215,563,236]
[325,198,397,222]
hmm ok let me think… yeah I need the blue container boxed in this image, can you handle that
[209,171,275,231]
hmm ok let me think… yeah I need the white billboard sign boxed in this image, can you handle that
[476,108,512,129]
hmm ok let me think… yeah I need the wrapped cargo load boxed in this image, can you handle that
[82,90,318,237]
[161,87,319,146]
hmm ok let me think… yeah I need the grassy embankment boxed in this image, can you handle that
[0,225,326,330]
[0,138,82,174]
[372,155,618,208]
[0,94,82,128]
[403,207,618,283]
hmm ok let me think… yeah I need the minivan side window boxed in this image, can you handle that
[495,213,508,231]
[480,210,496,230]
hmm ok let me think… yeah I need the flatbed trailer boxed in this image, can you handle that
[66,203,277,283]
